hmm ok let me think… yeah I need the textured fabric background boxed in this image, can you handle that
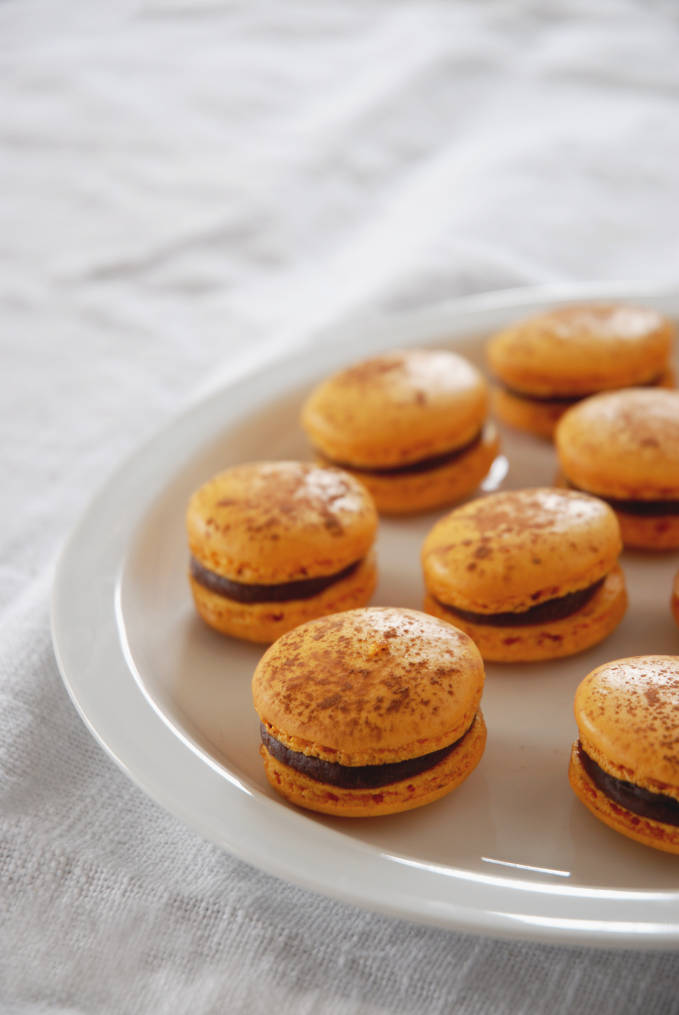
[3,1,679,1012]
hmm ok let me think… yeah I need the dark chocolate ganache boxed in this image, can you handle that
[578,743,679,828]
[498,384,583,407]
[565,481,679,517]
[190,556,361,603]
[498,373,664,406]
[319,428,483,477]
[435,577,605,628]
[260,721,474,789]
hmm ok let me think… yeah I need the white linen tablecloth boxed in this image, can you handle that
[3,1,679,1011]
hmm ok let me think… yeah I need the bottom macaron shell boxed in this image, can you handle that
[568,743,679,855]
[337,423,499,515]
[555,472,679,550]
[260,712,487,817]
[190,552,377,643]
[672,573,679,628]
[555,471,679,550]
[491,385,570,439]
[614,510,679,551]
[424,565,627,663]
[492,367,675,442]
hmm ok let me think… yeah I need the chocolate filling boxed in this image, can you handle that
[498,385,584,407]
[565,481,679,517]
[578,743,679,828]
[260,721,473,789]
[190,556,361,603]
[318,428,483,477]
[498,373,664,406]
[435,577,605,627]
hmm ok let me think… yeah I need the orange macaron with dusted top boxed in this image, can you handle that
[570,656,679,854]
[187,461,377,642]
[487,303,674,438]
[301,348,499,514]
[421,487,627,662]
[252,607,487,817]
[556,388,679,549]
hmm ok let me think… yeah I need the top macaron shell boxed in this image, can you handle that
[421,488,622,615]
[574,655,679,794]
[252,607,485,766]
[301,349,488,467]
[556,389,679,501]
[187,461,377,583]
[487,304,673,397]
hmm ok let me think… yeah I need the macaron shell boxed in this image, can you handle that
[569,743,679,855]
[490,385,571,438]
[187,461,377,583]
[191,552,377,643]
[424,564,627,663]
[574,655,679,794]
[421,488,622,614]
[613,510,679,551]
[260,711,487,817]
[555,389,679,500]
[492,367,676,441]
[554,469,679,550]
[672,572,679,628]
[252,607,485,765]
[487,304,674,397]
[327,422,499,515]
[301,349,488,467]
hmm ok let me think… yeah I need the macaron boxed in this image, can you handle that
[569,656,679,854]
[301,348,499,514]
[487,304,674,438]
[421,487,627,662]
[555,388,679,550]
[187,461,378,642]
[252,607,487,817]
[672,572,679,629]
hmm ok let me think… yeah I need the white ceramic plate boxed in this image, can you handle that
[52,283,679,949]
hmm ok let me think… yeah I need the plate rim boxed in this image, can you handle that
[52,281,679,949]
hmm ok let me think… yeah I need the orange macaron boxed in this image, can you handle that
[421,487,627,662]
[301,348,499,514]
[252,607,487,817]
[187,461,378,642]
[487,304,674,438]
[569,656,679,854]
[556,388,679,550]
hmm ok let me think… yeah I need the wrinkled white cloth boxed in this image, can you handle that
[3,1,679,1012]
